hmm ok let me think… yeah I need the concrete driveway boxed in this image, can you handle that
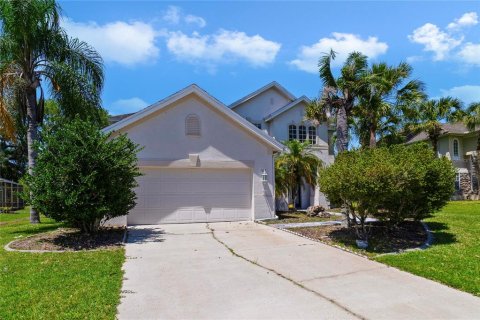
[118,222,480,319]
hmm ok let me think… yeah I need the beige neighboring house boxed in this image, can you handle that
[407,123,479,200]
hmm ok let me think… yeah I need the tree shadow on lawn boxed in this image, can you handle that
[425,222,457,246]
[9,223,61,236]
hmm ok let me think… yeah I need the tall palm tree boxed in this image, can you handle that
[309,50,368,153]
[355,62,425,148]
[275,140,321,208]
[0,0,104,223]
[409,97,462,154]
[462,102,480,193]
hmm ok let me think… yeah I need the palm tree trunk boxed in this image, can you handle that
[336,106,349,153]
[369,125,377,148]
[432,137,438,156]
[26,88,40,224]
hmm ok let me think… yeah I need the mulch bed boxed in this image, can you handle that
[290,220,427,254]
[8,227,125,251]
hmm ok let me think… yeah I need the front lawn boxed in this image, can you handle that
[262,211,342,225]
[376,201,480,296]
[0,208,125,320]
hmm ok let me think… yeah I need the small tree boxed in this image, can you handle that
[275,140,321,208]
[24,118,141,233]
[319,143,455,240]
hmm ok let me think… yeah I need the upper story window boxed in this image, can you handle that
[185,114,201,136]
[453,139,459,159]
[299,125,307,142]
[288,125,297,140]
[308,126,316,144]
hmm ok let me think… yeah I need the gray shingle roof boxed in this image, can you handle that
[108,113,135,125]
[406,122,472,143]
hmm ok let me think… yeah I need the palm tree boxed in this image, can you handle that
[309,50,368,153]
[409,97,462,154]
[275,140,321,208]
[354,62,425,148]
[0,0,104,223]
[462,102,480,193]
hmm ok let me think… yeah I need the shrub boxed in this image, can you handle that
[319,143,455,239]
[24,119,141,233]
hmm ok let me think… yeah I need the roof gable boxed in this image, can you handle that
[102,84,283,151]
[264,96,311,122]
[229,81,296,110]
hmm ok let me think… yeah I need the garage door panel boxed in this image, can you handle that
[129,168,252,224]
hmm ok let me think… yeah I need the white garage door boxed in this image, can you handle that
[129,168,252,224]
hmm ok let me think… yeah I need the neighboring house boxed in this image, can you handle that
[103,84,283,225]
[105,82,335,225]
[407,123,479,200]
[229,82,334,209]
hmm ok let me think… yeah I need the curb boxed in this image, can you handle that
[257,222,370,259]
[258,220,434,260]
[4,229,128,253]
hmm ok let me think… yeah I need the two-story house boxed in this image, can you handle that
[407,123,479,200]
[228,82,334,209]
[106,82,334,216]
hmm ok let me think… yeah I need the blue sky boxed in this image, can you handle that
[59,1,480,115]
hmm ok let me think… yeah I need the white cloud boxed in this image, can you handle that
[458,43,480,66]
[162,6,206,28]
[185,14,206,28]
[289,33,388,73]
[109,97,149,115]
[408,23,462,61]
[63,19,159,66]
[406,55,425,63]
[163,6,181,24]
[409,12,479,63]
[441,85,480,105]
[165,30,281,68]
[447,12,478,30]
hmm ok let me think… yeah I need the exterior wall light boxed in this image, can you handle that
[261,169,268,182]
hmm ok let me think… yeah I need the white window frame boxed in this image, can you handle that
[288,125,297,140]
[308,126,316,144]
[452,139,460,160]
[299,125,307,143]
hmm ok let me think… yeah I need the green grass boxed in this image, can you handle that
[0,208,125,320]
[376,201,480,296]
[263,211,342,225]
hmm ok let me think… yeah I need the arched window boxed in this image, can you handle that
[288,125,297,140]
[308,126,316,144]
[453,139,459,158]
[185,114,201,136]
[299,125,307,142]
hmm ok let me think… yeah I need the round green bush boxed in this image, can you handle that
[24,119,141,233]
[319,143,455,226]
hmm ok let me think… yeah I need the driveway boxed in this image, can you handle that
[118,222,480,319]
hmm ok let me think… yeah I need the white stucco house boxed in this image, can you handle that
[104,82,333,225]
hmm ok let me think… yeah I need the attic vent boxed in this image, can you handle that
[185,114,201,136]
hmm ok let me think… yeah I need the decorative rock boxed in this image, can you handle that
[306,205,328,217]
